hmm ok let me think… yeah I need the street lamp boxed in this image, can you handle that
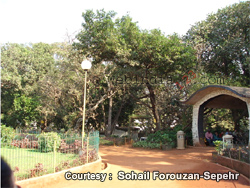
[81,59,92,149]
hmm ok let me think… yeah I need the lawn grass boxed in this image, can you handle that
[1,147,79,180]
[1,132,99,180]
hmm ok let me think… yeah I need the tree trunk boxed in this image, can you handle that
[102,103,106,132]
[105,95,113,136]
[111,97,125,133]
[146,83,161,130]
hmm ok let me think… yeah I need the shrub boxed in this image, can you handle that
[1,125,15,144]
[213,140,223,154]
[37,132,61,152]
[146,130,173,145]
[132,141,161,149]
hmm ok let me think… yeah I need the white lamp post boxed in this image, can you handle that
[81,59,92,149]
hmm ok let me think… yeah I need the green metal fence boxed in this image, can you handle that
[1,131,99,181]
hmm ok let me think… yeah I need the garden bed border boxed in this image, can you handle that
[212,152,250,178]
[16,155,102,188]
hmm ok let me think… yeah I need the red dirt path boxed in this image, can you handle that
[51,145,250,188]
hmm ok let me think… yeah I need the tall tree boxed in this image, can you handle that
[1,43,55,127]
[75,9,196,131]
[185,1,250,87]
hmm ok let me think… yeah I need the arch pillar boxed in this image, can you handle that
[192,104,206,146]
[192,105,199,146]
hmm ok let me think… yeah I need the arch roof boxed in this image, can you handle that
[183,85,250,106]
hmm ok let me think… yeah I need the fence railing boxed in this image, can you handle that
[1,131,99,181]
[215,140,249,164]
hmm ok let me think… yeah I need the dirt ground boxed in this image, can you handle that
[49,145,250,188]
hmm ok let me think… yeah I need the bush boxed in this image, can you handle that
[1,125,15,144]
[37,132,61,152]
[213,140,223,153]
[133,125,192,149]
[146,130,173,145]
[132,141,161,149]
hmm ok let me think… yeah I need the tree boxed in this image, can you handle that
[185,1,250,87]
[1,43,55,128]
[1,41,130,132]
[74,10,139,135]
[11,94,40,127]
[75,9,196,131]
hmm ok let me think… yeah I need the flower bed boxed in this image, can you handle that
[11,138,39,149]
[11,137,88,154]
[221,147,249,164]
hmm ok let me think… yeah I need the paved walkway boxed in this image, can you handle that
[53,145,250,188]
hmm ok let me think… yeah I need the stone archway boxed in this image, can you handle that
[183,85,250,146]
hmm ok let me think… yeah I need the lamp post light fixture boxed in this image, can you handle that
[81,59,92,149]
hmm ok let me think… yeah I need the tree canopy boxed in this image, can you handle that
[75,9,196,130]
[185,1,250,87]
[1,2,249,135]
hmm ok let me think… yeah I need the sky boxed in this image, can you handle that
[0,0,243,44]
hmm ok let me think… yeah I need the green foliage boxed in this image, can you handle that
[75,9,196,131]
[132,141,161,149]
[1,43,54,128]
[147,131,173,144]
[239,117,250,132]
[3,3,247,136]
[204,108,235,131]
[13,94,40,126]
[1,147,80,180]
[37,132,61,152]
[1,125,15,144]
[147,126,184,144]
[133,126,186,149]
[1,43,55,93]
[185,1,250,87]
[213,140,223,153]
